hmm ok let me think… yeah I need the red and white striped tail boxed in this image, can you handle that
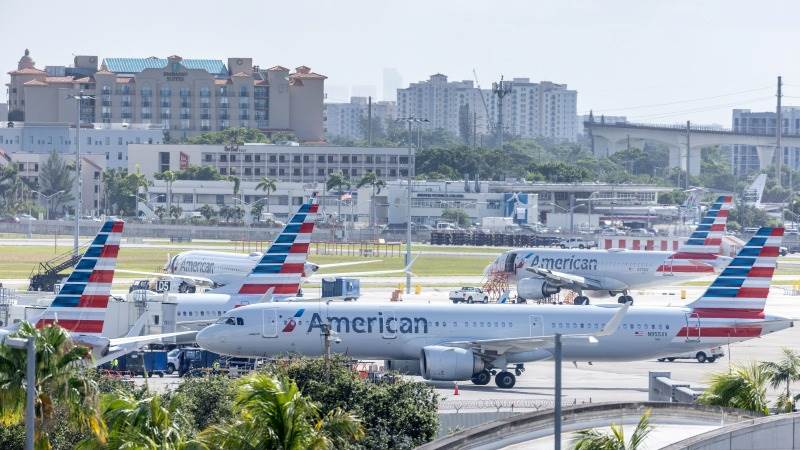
[233,194,318,301]
[687,227,782,314]
[674,195,733,258]
[35,218,124,335]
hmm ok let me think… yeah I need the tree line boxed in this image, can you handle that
[0,323,438,449]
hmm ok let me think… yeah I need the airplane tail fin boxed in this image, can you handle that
[35,218,124,335]
[675,195,733,258]
[744,174,767,207]
[222,193,318,300]
[687,227,783,313]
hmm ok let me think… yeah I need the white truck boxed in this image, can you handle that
[657,346,725,363]
[481,217,517,233]
[449,287,489,304]
[558,237,597,249]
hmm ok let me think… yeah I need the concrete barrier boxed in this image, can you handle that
[418,402,756,450]
[662,412,800,450]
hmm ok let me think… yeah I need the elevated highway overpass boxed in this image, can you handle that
[585,118,800,175]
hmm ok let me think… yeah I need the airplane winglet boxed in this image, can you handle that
[596,302,630,337]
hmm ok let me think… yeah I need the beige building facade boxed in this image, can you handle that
[6,50,326,141]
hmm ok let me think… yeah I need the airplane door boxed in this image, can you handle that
[262,307,278,338]
[529,315,543,337]
[684,312,701,342]
[382,309,397,339]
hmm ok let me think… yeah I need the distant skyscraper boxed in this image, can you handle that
[351,84,377,99]
[382,68,402,101]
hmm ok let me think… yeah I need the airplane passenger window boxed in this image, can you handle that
[236,318,244,326]
[464,321,469,327]
[494,322,499,327]
[442,322,446,327]
[434,321,439,327]
[665,325,670,330]
[472,322,477,327]
[580,323,584,329]
[651,325,655,330]
[200,311,204,317]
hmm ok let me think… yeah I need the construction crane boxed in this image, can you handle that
[472,69,495,135]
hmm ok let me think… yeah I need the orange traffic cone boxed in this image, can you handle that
[453,383,459,396]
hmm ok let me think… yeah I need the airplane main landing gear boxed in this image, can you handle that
[617,295,633,305]
[471,370,491,385]
[494,371,516,389]
[574,295,590,305]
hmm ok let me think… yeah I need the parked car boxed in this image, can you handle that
[449,287,489,304]
[558,238,597,249]
[657,346,725,363]
[628,228,655,237]
[780,246,789,257]
[167,348,180,374]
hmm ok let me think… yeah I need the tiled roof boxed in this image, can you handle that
[267,65,289,71]
[232,71,250,78]
[23,79,48,86]
[289,72,327,80]
[103,57,227,76]
[8,67,45,75]
[45,76,76,84]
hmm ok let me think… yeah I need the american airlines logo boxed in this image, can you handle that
[525,254,598,271]
[306,312,429,334]
[282,309,305,332]
[178,260,215,274]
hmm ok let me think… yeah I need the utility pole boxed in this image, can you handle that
[367,96,373,146]
[685,120,691,190]
[472,111,477,149]
[67,90,94,255]
[554,333,562,450]
[777,76,783,188]
[492,76,512,149]
[396,117,428,294]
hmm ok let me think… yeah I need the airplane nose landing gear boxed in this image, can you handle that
[514,364,525,376]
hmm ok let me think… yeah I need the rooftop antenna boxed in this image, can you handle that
[492,75,513,149]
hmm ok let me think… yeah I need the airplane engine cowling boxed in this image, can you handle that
[385,359,421,375]
[420,346,484,381]
[517,277,560,299]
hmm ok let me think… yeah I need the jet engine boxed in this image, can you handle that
[517,277,560,299]
[385,359,421,375]
[420,346,484,381]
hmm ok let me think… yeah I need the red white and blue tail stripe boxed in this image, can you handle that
[234,193,318,300]
[35,218,124,335]
[687,227,782,313]
[675,195,733,257]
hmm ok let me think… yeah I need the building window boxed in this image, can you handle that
[293,155,301,163]
[159,152,170,172]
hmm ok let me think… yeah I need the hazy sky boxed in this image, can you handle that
[2,0,798,126]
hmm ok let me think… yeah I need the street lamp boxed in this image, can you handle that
[548,201,587,234]
[396,117,429,294]
[66,91,95,256]
[5,336,35,450]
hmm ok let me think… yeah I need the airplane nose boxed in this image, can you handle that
[196,325,216,350]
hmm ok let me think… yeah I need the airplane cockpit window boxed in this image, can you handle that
[236,317,244,326]
[219,317,235,325]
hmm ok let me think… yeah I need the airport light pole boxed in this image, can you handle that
[396,117,429,294]
[554,333,562,450]
[5,336,35,450]
[66,91,94,255]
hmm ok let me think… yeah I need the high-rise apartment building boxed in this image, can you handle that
[6,50,326,141]
[396,74,578,142]
[324,97,396,141]
[729,108,800,175]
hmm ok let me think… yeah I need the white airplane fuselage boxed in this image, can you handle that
[491,248,720,293]
[167,250,316,286]
[196,302,791,362]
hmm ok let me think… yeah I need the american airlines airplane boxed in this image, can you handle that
[196,227,791,389]
[0,219,192,365]
[485,195,734,304]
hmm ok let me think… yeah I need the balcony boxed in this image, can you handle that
[200,101,210,109]
[160,101,171,108]
[121,101,131,107]
[101,100,112,107]
[180,101,191,108]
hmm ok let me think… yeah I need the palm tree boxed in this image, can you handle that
[198,204,216,222]
[228,175,241,197]
[161,170,177,218]
[0,322,105,449]
[169,205,183,222]
[762,348,800,412]
[76,394,196,450]
[357,172,386,238]
[327,171,351,233]
[154,205,167,222]
[572,409,652,450]
[697,363,770,415]
[200,373,363,449]
[255,176,277,214]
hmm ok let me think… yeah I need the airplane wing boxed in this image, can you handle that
[312,256,418,279]
[443,303,629,356]
[525,266,604,290]
[315,260,383,269]
[108,330,197,347]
